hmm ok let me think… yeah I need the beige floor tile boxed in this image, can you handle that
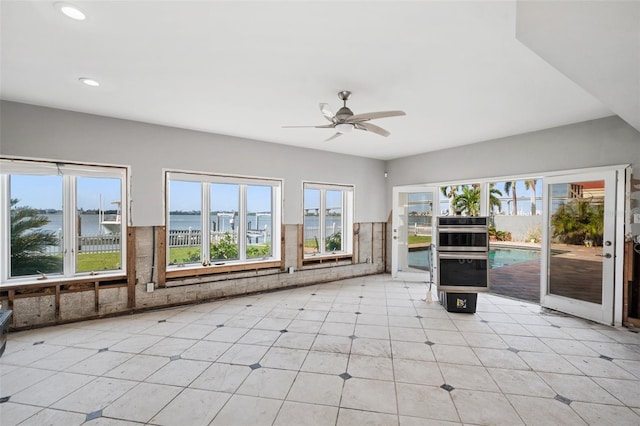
[319,321,356,337]
[582,341,640,361]
[65,350,133,376]
[398,415,461,425]
[273,331,316,350]
[139,321,187,337]
[102,382,182,423]
[107,334,163,354]
[326,312,358,324]
[210,394,282,426]
[395,383,458,422]
[0,402,42,425]
[540,337,600,356]
[337,407,398,426]
[519,352,583,374]
[571,401,640,425]
[145,358,211,387]
[341,377,397,414]
[300,351,349,375]
[592,377,640,407]
[216,343,269,365]
[499,334,554,353]
[564,354,633,379]
[203,326,249,342]
[462,331,508,349]
[1,366,57,395]
[28,346,96,370]
[180,340,232,362]
[141,336,197,357]
[275,401,339,426]
[487,322,533,336]
[390,326,427,343]
[506,394,586,425]
[451,389,523,425]
[17,408,86,426]
[0,343,65,367]
[355,324,390,339]
[487,368,555,397]
[103,353,169,381]
[439,363,500,392]
[189,362,251,393]
[237,329,282,346]
[393,359,443,386]
[287,371,344,406]
[170,323,217,340]
[390,341,435,362]
[51,376,137,412]
[388,315,422,328]
[351,338,392,358]
[286,319,323,334]
[425,330,467,345]
[11,371,94,406]
[236,367,297,399]
[356,313,388,326]
[260,346,308,370]
[432,344,481,365]
[472,347,530,369]
[150,388,230,426]
[347,354,394,381]
[312,334,353,354]
[539,373,623,405]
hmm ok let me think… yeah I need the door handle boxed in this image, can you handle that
[597,253,612,258]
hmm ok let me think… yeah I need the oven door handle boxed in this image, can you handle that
[438,252,488,260]
[437,227,488,233]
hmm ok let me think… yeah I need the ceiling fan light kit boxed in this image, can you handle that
[283,91,406,141]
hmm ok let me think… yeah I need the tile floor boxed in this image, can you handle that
[1,274,640,425]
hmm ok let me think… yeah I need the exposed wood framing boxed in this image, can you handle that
[127,227,136,308]
[297,224,304,270]
[157,226,167,288]
[166,261,282,279]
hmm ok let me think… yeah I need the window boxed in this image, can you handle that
[0,159,127,284]
[166,172,281,269]
[303,183,353,257]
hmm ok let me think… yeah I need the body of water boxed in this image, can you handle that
[408,247,540,270]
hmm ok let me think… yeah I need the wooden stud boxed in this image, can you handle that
[157,226,167,288]
[297,224,304,271]
[127,227,136,308]
[94,281,99,312]
[55,285,61,321]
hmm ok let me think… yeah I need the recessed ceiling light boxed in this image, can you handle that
[54,2,86,21]
[79,77,99,87]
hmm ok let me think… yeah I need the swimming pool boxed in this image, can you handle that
[407,247,540,270]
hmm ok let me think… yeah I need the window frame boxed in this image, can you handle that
[0,158,128,285]
[165,171,282,273]
[303,182,354,259]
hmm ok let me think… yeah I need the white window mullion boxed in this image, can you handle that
[64,175,76,277]
[239,185,247,260]
[320,189,326,254]
[0,175,9,282]
[201,182,210,264]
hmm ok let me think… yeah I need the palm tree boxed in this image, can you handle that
[10,199,61,277]
[440,185,459,215]
[551,198,604,245]
[525,179,538,215]
[453,186,480,216]
[504,181,518,215]
[489,183,502,214]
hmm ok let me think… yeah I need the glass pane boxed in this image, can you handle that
[76,177,122,272]
[548,180,604,304]
[210,183,239,261]
[488,179,541,303]
[246,185,272,259]
[439,184,481,217]
[325,190,342,252]
[9,175,63,277]
[406,192,433,271]
[304,188,320,255]
[168,180,202,266]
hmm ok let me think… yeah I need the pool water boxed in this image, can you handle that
[407,247,540,270]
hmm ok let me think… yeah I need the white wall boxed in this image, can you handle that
[0,101,387,225]
[384,116,640,212]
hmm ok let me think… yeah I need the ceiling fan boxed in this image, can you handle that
[283,91,406,141]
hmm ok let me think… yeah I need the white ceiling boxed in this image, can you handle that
[1,1,614,160]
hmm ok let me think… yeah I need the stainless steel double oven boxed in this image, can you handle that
[437,216,489,293]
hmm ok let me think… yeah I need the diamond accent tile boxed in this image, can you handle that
[415,315,423,319]
[339,372,352,380]
[86,410,103,421]
[299,308,305,311]
[249,363,262,370]
[425,341,435,346]
[246,304,253,307]
[280,329,288,333]
[311,293,316,296]
[0,396,10,403]
[355,312,361,315]
[216,324,225,328]
[550,324,561,329]
[169,355,181,361]
[158,319,166,323]
[98,347,109,353]
[349,335,358,340]
[480,320,489,323]
[440,384,454,392]
[507,347,520,353]
[554,394,572,405]
[599,354,614,361]
[359,296,364,299]
[33,341,44,345]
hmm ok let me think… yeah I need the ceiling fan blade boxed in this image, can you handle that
[355,122,391,137]
[324,132,342,142]
[282,124,335,129]
[348,110,406,122]
[320,103,335,123]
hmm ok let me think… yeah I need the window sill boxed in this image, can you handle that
[166,259,282,279]
[0,273,128,290]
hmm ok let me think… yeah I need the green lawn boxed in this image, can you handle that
[77,252,121,272]
[408,235,431,245]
